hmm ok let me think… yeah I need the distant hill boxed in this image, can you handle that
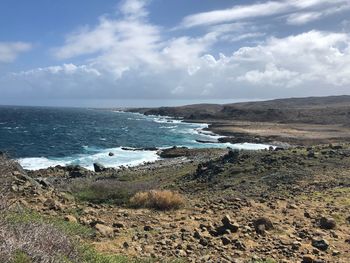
[128,95,350,125]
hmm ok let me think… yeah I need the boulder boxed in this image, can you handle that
[64,215,78,223]
[221,215,239,232]
[44,198,63,211]
[66,165,88,178]
[302,255,315,263]
[108,152,114,156]
[93,163,105,173]
[95,223,114,238]
[319,217,336,229]
[144,225,154,231]
[113,222,125,228]
[312,238,329,251]
[253,217,273,235]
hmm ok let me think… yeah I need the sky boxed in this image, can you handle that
[0,0,350,107]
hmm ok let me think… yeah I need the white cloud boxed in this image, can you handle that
[180,0,350,28]
[0,42,32,63]
[286,12,322,25]
[118,0,149,19]
[53,0,217,78]
[2,0,350,103]
[3,30,350,100]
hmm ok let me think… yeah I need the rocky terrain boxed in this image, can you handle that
[127,95,350,146]
[1,142,350,262]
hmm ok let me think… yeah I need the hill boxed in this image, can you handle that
[128,95,350,145]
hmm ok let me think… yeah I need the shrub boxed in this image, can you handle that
[129,190,185,210]
[69,179,159,205]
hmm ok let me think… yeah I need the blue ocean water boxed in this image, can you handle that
[0,106,270,170]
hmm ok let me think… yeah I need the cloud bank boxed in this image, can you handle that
[1,0,350,104]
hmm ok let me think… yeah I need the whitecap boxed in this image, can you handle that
[19,147,160,171]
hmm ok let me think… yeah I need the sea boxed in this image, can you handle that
[0,106,270,170]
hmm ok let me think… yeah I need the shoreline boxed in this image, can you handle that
[16,111,272,172]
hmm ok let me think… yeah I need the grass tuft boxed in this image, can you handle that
[130,190,185,210]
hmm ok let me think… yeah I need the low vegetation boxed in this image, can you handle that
[129,190,185,210]
[69,179,158,205]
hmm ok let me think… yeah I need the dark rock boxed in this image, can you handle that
[113,222,125,228]
[221,215,239,232]
[144,225,153,231]
[312,238,329,251]
[199,238,208,246]
[346,216,350,224]
[302,255,315,263]
[93,162,105,172]
[158,146,189,158]
[319,217,336,229]
[66,165,89,178]
[108,152,114,156]
[253,217,273,234]
[221,236,231,245]
[307,151,315,158]
[222,150,239,163]
[35,178,51,188]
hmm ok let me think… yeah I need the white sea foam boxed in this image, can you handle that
[18,111,272,171]
[19,147,160,171]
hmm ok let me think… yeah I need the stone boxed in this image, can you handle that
[307,151,315,158]
[319,217,336,229]
[287,203,298,209]
[144,225,154,231]
[66,165,88,178]
[253,217,273,234]
[108,152,114,156]
[95,223,114,238]
[221,236,231,245]
[302,256,315,263]
[93,162,105,173]
[113,222,125,228]
[64,215,78,223]
[35,178,51,188]
[193,230,202,239]
[346,216,350,224]
[44,198,63,211]
[311,238,329,251]
[221,215,239,232]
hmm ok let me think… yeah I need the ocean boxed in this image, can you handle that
[0,106,270,170]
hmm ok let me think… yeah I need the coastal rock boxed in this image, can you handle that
[66,165,89,178]
[93,162,105,173]
[108,152,114,156]
[158,146,189,158]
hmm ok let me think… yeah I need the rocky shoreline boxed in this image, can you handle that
[126,96,350,147]
[2,142,350,262]
[2,97,350,262]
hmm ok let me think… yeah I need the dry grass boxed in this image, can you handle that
[0,219,79,263]
[129,190,185,210]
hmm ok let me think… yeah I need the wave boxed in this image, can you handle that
[19,147,160,171]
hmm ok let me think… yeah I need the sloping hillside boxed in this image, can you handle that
[128,95,350,125]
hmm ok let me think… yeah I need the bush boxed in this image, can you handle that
[69,179,158,205]
[129,190,185,210]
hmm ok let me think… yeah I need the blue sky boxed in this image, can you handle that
[1,0,350,107]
